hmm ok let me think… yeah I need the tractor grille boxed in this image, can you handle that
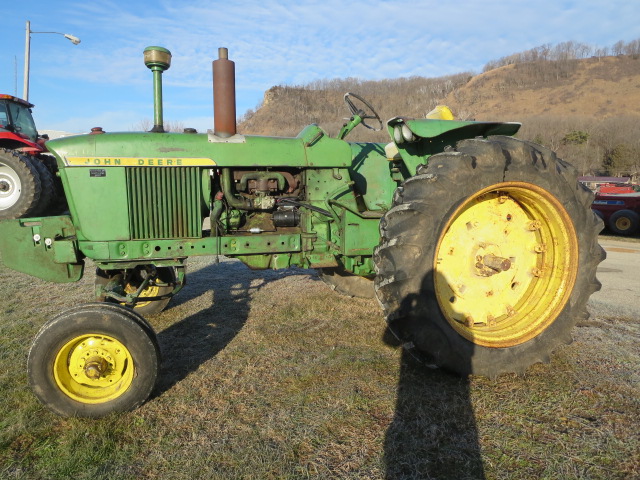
[126,167,202,239]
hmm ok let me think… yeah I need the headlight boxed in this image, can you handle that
[394,125,404,144]
[402,124,415,143]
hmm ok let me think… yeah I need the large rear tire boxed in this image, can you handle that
[27,303,160,418]
[38,153,68,214]
[29,157,55,216]
[0,148,41,219]
[374,136,605,377]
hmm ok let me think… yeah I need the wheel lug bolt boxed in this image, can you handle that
[528,220,542,231]
[534,244,546,253]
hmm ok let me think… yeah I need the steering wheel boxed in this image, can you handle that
[344,93,383,131]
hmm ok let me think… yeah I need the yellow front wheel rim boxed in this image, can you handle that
[434,182,578,348]
[53,334,134,404]
[125,284,160,309]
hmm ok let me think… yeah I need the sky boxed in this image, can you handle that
[1,0,639,135]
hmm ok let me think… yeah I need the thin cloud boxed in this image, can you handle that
[2,0,638,132]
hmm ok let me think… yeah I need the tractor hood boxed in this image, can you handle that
[46,126,353,169]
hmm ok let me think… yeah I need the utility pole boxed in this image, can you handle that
[23,20,81,101]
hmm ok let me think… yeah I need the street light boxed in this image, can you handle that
[23,20,81,101]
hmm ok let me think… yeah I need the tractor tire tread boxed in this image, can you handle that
[373,136,605,377]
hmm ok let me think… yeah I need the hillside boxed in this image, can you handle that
[443,56,640,120]
[238,55,640,177]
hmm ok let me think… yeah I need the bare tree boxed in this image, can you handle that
[130,119,185,132]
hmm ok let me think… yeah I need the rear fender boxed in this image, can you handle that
[386,117,521,172]
[0,134,45,154]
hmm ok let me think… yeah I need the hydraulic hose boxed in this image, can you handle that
[221,168,253,210]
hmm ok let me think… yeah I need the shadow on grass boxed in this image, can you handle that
[152,260,307,397]
[383,345,484,479]
[382,269,484,479]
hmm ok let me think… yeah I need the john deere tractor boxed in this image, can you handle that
[0,47,604,418]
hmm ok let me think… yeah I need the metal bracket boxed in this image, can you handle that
[207,130,246,143]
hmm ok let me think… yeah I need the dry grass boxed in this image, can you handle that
[1,253,638,479]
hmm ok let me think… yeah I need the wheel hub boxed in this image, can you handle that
[615,217,630,230]
[0,165,21,209]
[473,244,512,277]
[83,356,110,379]
[54,334,134,403]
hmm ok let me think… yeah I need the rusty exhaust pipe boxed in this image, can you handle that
[213,47,236,137]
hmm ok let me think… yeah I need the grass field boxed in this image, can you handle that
[1,252,638,479]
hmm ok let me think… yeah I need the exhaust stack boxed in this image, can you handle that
[213,47,236,137]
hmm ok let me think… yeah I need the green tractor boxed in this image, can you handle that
[0,46,604,418]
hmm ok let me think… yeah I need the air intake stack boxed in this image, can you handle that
[212,47,236,137]
[143,46,172,133]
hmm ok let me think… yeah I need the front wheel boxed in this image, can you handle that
[374,136,605,377]
[96,266,177,316]
[27,303,160,417]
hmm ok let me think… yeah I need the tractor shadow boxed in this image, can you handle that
[382,345,484,479]
[151,258,485,478]
[152,259,308,397]
[382,270,484,479]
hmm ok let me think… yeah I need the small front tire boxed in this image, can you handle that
[28,303,160,418]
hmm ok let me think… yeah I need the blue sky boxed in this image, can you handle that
[1,0,639,134]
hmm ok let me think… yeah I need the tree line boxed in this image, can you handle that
[483,38,640,72]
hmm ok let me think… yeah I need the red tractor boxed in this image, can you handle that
[0,94,61,219]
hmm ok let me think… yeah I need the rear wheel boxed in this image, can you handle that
[27,303,160,418]
[374,136,605,377]
[0,148,41,219]
[38,154,68,214]
[608,209,639,236]
[30,158,55,216]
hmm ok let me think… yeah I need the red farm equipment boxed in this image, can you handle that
[592,191,640,236]
[0,94,63,219]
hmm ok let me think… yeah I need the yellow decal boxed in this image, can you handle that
[66,157,216,167]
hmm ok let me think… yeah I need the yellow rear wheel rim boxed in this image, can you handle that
[434,182,578,348]
[53,334,134,404]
